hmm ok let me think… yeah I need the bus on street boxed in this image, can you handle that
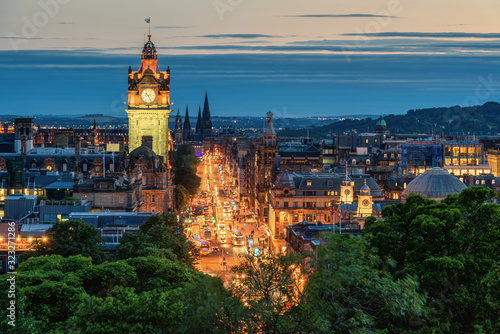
[219,230,227,244]
[231,229,244,246]
[192,236,211,256]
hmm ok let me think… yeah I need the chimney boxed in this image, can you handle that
[21,135,27,158]
[142,136,153,150]
[119,136,125,162]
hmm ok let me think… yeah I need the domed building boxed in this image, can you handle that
[375,115,388,134]
[400,167,467,202]
[124,136,175,213]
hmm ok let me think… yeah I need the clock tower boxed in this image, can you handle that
[340,175,354,204]
[357,180,373,217]
[126,34,171,160]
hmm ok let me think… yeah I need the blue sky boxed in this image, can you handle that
[1,0,500,117]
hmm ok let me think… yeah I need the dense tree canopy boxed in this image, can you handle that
[0,255,235,333]
[22,220,108,264]
[115,213,196,266]
[173,144,201,197]
[364,187,500,333]
[299,234,425,333]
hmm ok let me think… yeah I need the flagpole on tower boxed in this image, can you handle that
[145,17,151,37]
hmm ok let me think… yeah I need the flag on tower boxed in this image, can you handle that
[145,18,150,23]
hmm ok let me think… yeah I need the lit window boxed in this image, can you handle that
[306,180,312,186]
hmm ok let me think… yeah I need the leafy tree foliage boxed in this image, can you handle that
[231,253,308,333]
[301,233,426,333]
[174,144,201,197]
[0,255,234,333]
[22,220,108,264]
[116,213,196,266]
[364,187,500,333]
[175,184,190,213]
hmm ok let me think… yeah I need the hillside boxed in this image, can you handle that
[279,102,500,138]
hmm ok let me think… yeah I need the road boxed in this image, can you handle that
[187,155,266,287]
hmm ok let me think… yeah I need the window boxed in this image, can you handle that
[83,163,88,172]
[151,195,156,203]
[306,180,312,186]
[284,202,288,208]
[293,215,299,222]
[327,180,333,187]
[293,202,298,207]
[119,195,125,203]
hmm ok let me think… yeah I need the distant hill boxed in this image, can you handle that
[278,102,500,138]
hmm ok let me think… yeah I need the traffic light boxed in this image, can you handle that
[186,207,190,213]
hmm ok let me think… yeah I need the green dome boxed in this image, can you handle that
[376,117,386,126]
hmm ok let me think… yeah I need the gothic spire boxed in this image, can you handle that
[195,105,202,135]
[183,106,192,141]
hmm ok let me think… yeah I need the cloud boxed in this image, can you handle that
[200,34,280,39]
[284,14,397,18]
[154,25,193,29]
[342,32,500,39]
[0,36,41,40]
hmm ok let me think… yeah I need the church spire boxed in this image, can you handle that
[202,92,212,138]
[183,106,192,141]
[202,91,211,120]
[174,108,183,145]
[195,106,202,135]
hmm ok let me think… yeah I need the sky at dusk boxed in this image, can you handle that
[1,0,500,117]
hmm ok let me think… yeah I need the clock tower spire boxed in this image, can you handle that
[126,30,171,160]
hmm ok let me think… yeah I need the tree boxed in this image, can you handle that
[175,166,201,197]
[175,184,190,213]
[300,233,426,333]
[174,144,201,197]
[231,253,308,333]
[116,213,196,266]
[1,255,234,333]
[67,286,185,333]
[364,187,500,332]
[0,255,92,332]
[23,220,108,264]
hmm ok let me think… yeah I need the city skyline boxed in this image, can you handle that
[1,0,500,117]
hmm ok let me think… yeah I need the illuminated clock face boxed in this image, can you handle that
[142,89,156,103]
[344,189,350,196]
[362,199,370,207]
